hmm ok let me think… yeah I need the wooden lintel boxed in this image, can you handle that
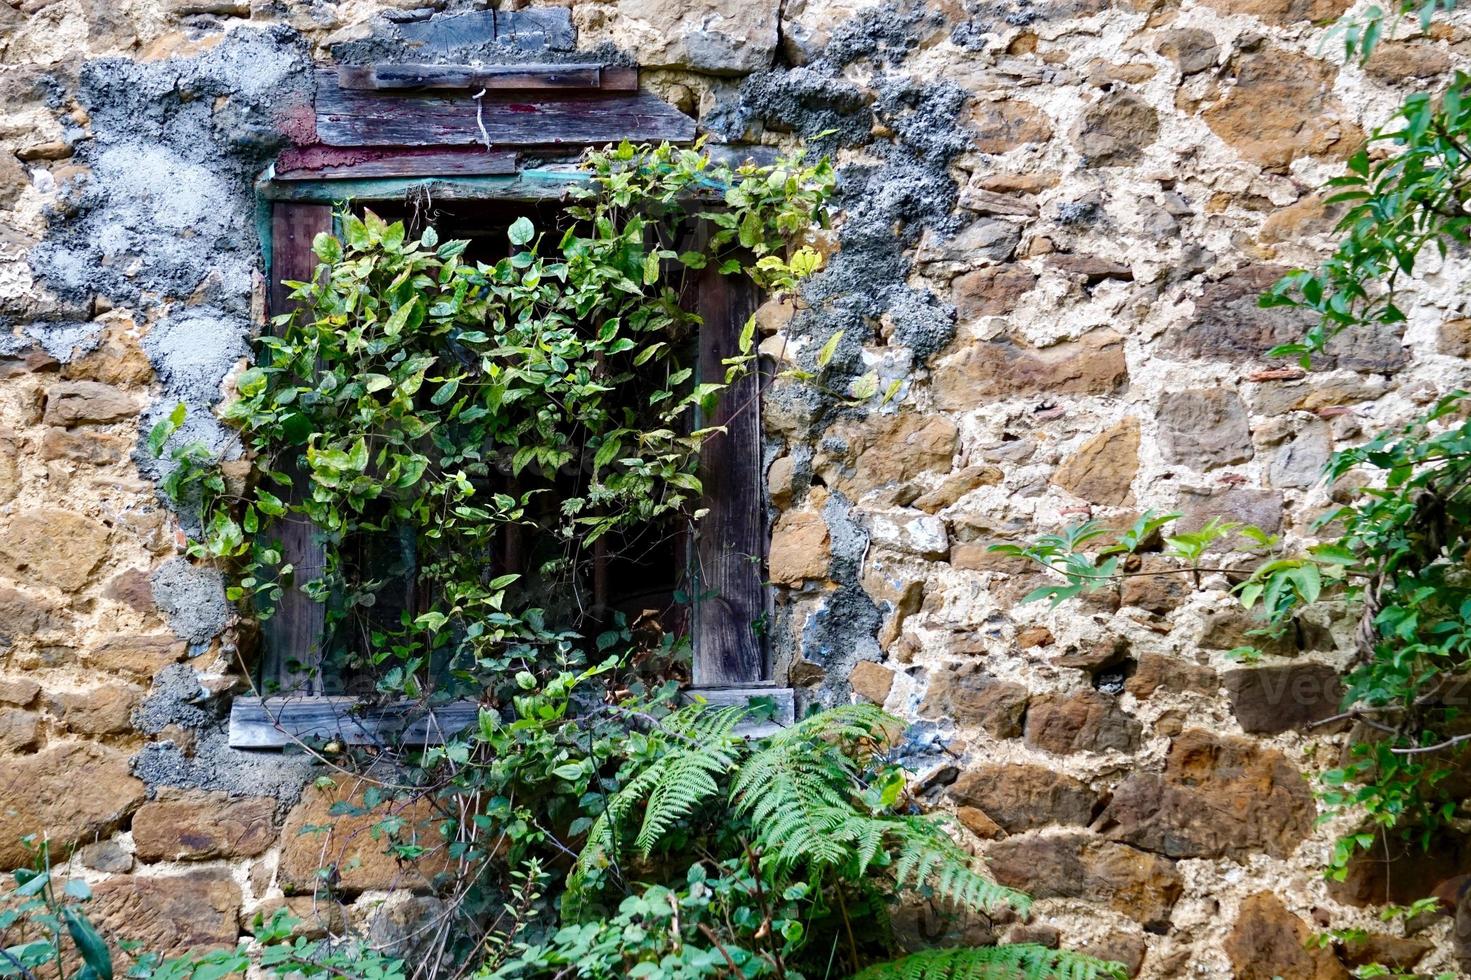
[337,62,638,92]
[229,696,479,749]
[274,146,518,181]
[314,69,694,149]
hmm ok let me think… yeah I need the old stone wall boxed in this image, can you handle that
[2,0,1469,973]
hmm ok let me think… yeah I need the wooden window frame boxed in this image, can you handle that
[231,161,792,749]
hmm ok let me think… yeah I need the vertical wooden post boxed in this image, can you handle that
[691,262,765,688]
[264,202,334,694]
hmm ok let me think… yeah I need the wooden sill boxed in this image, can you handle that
[228,687,796,750]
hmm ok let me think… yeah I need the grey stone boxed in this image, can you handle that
[1156,388,1254,469]
[1072,93,1159,166]
[1269,422,1332,489]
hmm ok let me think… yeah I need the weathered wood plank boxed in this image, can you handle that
[229,696,479,749]
[266,203,334,695]
[314,70,694,148]
[337,62,636,92]
[274,146,517,181]
[692,255,765,687]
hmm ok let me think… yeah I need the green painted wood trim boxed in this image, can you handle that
[254,166,593,204]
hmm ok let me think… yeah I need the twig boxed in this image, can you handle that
[697,924,741,977]
[1390,731,1471,754]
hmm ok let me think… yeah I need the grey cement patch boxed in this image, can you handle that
[132,662,319,801]
[151,557,230,645]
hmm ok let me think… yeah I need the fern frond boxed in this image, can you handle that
[565,704,746,914]
[851,945,1127,980]
[891,818,1031,917]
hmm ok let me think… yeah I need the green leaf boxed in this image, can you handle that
[508,216,535,246]
[816,330,844,370]
[63,908,112,980]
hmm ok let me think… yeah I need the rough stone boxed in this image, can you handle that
[1224,892,1350,979]
[1197,607,1296,657]
[818,414,957,496]
[79,840,133,874]
[1269,422,1332,489]
[952,266,1038,320]
[1098,728,1316,860]
[920,663,1029,737]
[0,509,110,593]
[1198,0,1350,23]
[933,330,1129,408]
[84,634,187,680]
[1156,389,1253,468]
[133,790,278,861]
[0,708,40,752]
[987,833,1183,929]
[278,782,449,894]
[0,677,40,706]
[42,380,141,426]
[864,510,949,560]
[1175,486,1284,549]
[912,465,1003,513]
[1169,265,1318,363]
[1126,652,1218,699]
[616,0,779,73]
[0,587,69,640]
[1202,49,1363,173]
[91,869,242,955]
[955,806,1005,840]
[53,682,144,735]
[61,322,154,386]
[1337,932,1432,971]
[1119,556,1193,614]
[1155,28,1219,75]
[968,98,1053,153]
[0,742,145,871]
[848,660,895,703]
[920,218,1022,265]
[769,510,831,585]
[1077,933,1148,978]
[1024,689,1142,754]
[1073,92,1159,166]
[105,568,158,614]
[1366,41,1452,81]
[949,764,1097,832]
[40,427,128,465]
[1223,663,1344,734]
[1051,418,1140,506]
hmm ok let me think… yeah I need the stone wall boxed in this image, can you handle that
[2,0,1469,973]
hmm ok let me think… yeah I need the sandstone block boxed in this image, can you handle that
[0,509,110,593]
[816,413,957,496]
[0,742,145,871]
[91,869,241,955]
[848,661,895,704]
[0,708,40,752]
[1073,92,1159,167]
[968,98,1053,153]
[912,465,1003,514]
[1224,892,1350,979]
[40,427,129,465]
[616,0,779,73]
[768,510,830,586]
[1024,689,1142,755]
[53,682,143,735]
[1051,418,1139,507]
[865,510,949,560]
[1155,27,1218,74]
[1098,728,1315,860]
[920,663,1029,737]
[933,330,1128,409]
[0,587,70,640]
[0,677,40,706]
[949,763,1097,832]
[1168,264,1317,363]
[1199,0,1350,21]
[1202,49,1362,173]
[1223,663,1343,734]
[133,790,278,861]
[1126,652,1218,699]
[43,380,140,426]
[278,783,449,894]
[987,832,1183,929]
[84,634,187,680]
[952,266,1038,320]
[1119,555,1193,614]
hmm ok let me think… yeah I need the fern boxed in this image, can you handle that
[851,945,1128,980]
[890,817,1031,916]
[564,704,744,913]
